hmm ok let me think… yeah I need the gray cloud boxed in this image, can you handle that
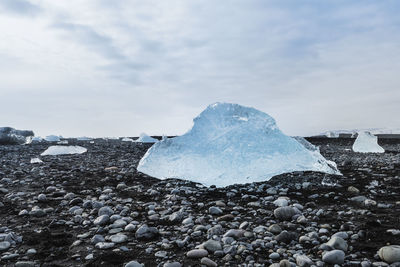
[0,0,41,16]
[0,1,400,137]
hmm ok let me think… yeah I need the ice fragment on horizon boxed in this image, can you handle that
[77,136,93,141]
[41,145,87,156]
[137,102,341,187]
[45,135,61,142]
[352,131,384,153]
[0,127,34,145]
[121,137,134,142]
[135,133,158,143]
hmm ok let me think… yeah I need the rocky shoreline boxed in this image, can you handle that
[0,138,399,266]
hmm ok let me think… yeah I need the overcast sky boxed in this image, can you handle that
[1,0,399,137]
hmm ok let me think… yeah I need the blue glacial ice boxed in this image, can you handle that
[137,103,341,187]
[352,131,384,153]
[135,133,158,143]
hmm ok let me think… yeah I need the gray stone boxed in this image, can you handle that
[201,257,217,267]
[15,262,35,267]
[202,239,222,252]
[110,233,127,243]
[209,206,223,215]
[279,259,291,267]
[275,230,297,244]
[124,260,144,267]
[98,206,114,216]
[163,262,182,267]
[38,194,47,202]
[223,229,245,239]
[0,241,10,251]
[326,236,348,251]
[91,234,105,245]
[187,249,208,258]
[155,251,167,258]
[135,225,159,240]
[322,250,345,264]
[274,206,299,221]
[296,254,314,267]
[29,207,46,217]
[94,215,110,225]
[269,252,280,260]
[268,224,282,234]
[378,245,400,264]
[95,242,115,249]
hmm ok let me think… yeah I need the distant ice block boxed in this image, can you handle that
[45,135,61,142]
[135,133,158,143]
[32,136,43,142]
[41,145,87,156]
[352,131,384,153]
[137,102,341,187]
[77,136,93,141]
[0,127,34,145]
[122,137,134,142]
[325,131,339,138]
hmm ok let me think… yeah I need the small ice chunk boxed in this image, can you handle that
[352,131,384,153]
[45,135,61,142]
[30,158,43,164]
[77,136,92,141]
[41,145,87,156]
[135,133,158,143]
[121,137,134,142]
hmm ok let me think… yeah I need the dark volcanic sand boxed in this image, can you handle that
[0,137,399,266]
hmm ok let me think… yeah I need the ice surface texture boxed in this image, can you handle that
[135,133,158,143]
[352,131,384,153]
[41,145,87,156]
[137,103,341,187]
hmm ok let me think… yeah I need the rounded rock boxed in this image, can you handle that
[124,260,144,267]
[322,250,345,264]
[274,206,298,221]
[378,245,400,264]
[187,249,208,258]
[201,257,217,267]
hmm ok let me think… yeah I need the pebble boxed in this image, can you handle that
[124,260,144,267]
[135,225,159,239]
[268,224,282,234]
[15,262,36,267]
[98,206,114,216]
[275,230,297,243]
[326,236,348,251]
[202,239,222,252]
[378,245,400,264]
[95,242,115,249]
[201,257,218,267]
[274,206,299,221]
[322,249,345,264]
[209,206,223,215]
[0,241,11,251]
[163,262,182,267]
[94,215,110,225]
[110,233,127,243]
[296,254,313,267]
[269,252,280,260]
[187,249,208,258]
